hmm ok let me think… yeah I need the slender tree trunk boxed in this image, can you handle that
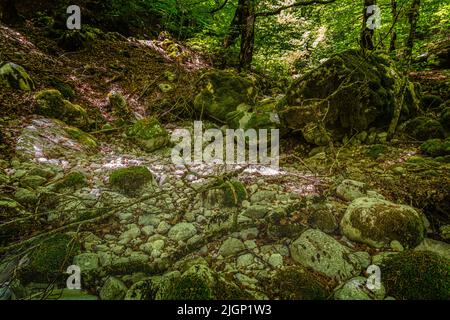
[223,0,244,48]
[405,0,420,59]
[389,0,397,52]
[238,0,255,70]
[360,0,376,50]
[0,0,20,25]
[224,0,256,70]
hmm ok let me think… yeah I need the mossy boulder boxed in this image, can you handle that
[158,264,249,300]
[420,138,450,157]
[281,49,419,145]
[401,116,445,140]
[99,277,128,300]
[126,118,170,152]
[381,251,450,300]
[194,70,257,122]
[269,266,330,300]
[50,171,88,193]
[109,166,154,197]
[35,89,88,127]
[19,234,80,284]
[341,197,425,249]
[161,265,215,300]
[0,62,35,91]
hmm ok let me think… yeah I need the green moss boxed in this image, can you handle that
[109,166,153,197]
[403,116,445,140]
[440,107,450,131]
[108,91,132,119]
[283,49,418,140]
[20,234,80,284]
[35,89,88,127]
[194,70,257,122]
[421,94,443,110]
[51,171,88,192]
[270,266,330,300]
[127,118,169,152]
[219,180,247,207]
[421,138,450,157]
[163,272,213,300]
[349,204,424,248]
[64,127,98,150]
[0,62,35,91]
[49,79,75,99]
[161,265,214,300]
[366,144,388,159]
[381,251,450,300]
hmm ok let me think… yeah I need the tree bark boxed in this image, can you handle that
[360,0,376,50]
[389,0,397,52]
[238,0,255,70]
[405,0,420,59]
[223,0,256,70]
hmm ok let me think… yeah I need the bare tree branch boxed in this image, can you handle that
[256,0,337,17]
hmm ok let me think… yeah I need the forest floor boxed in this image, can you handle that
[0,23,449,300]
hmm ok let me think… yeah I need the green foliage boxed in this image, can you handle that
[220,180,248,207]
[381,250,450,300]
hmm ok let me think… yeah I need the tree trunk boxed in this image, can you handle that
[224,0,256,70]
[360,0,376,50]
[389,0,397,52]
[238,0,255,70]
[0,0,20,25]
[405,0,420,59]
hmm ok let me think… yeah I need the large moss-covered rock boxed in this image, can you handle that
[341,197,425,249]
[35,90,89,127]
[0,62,35,91]
[160,265,215,300]
[126,118,169,152]
[16,119,98,161]
[99,277,127,300]
[50,171,88,193]
[381,251,450,300]
[400,116,445,140]
[289,229,365,281]
[194,70,257,122]
[269,266,330,300]
[420,137,450,157]
[19,234,80,284]
[281,49,419,145]
[109,166,154,197]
